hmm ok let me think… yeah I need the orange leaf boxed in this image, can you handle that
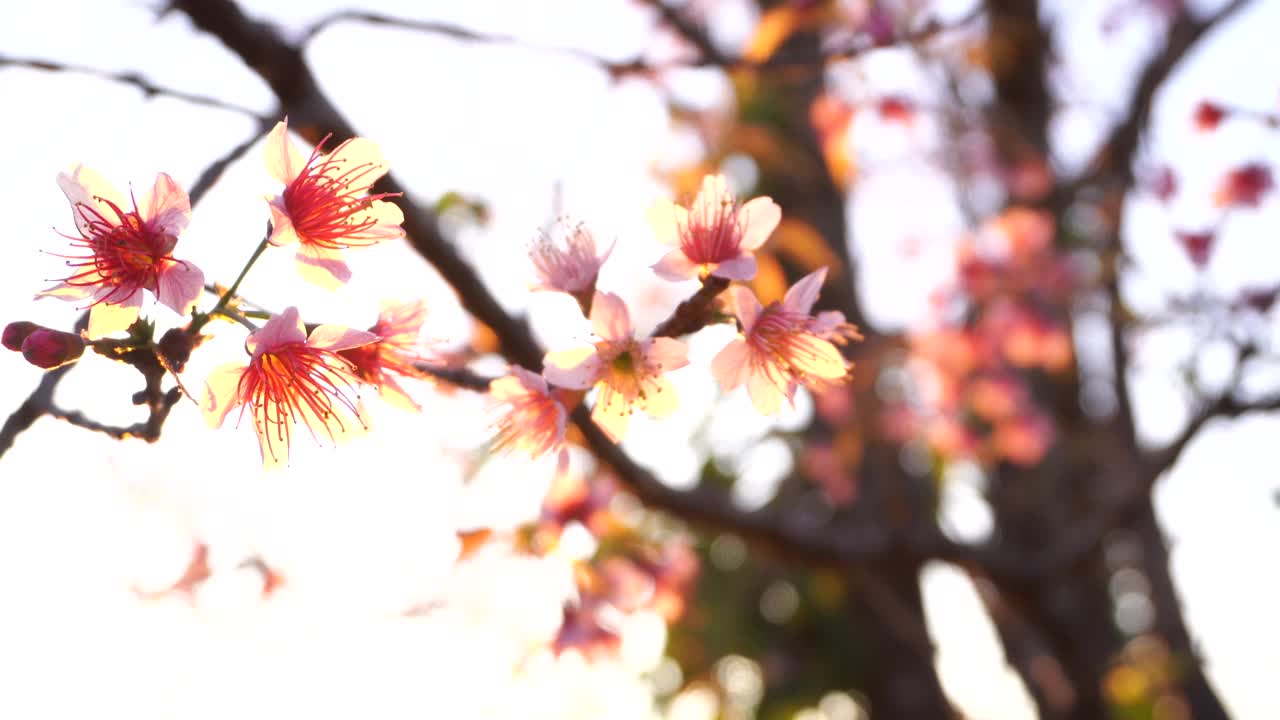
[750,251,789,306]
[471,320,500,355]
[745,5,802,63]
[457,529,493,560]
[770,218,844,278]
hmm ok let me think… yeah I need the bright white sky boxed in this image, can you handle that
[1,0,1279,718]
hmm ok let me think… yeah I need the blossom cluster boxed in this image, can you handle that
[12,124,857,474]
[890,207,1071,467]
[13,119,425,467]
[492,172,859,467]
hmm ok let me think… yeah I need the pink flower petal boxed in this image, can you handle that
[307,324,377,352]
[377,376,421,412]
[747,368,789,414]
[86,292,143,339]
[58,165,124,236]
[543,346,605,389]
[728,285,764,334]
[643,337,690,373]
[363,199,405,237]
[202,361,247,428]
[267,199,299,246]
[691,174,731,217]
[710,338,752,391]
[783,267,828,315]
[646,200,687,247]
[253,418,289,471]
[263,119,306,185]
[509,365,549,394]
[652,249,700,281]
[590,292,633,341]
[489,374,531,402]
[327,137,390,187]
[592,398,630,443]
[249,307,308,356]
[139,172,192,236]
[157,259,204,316]
[296,243,352,289]
[35,281,95,302]
[638,374,679,418]
[786,334,847,379]
[710,253,757,281]
[295,390,370,446]
[812,310,850,338]
[737,196,781,251]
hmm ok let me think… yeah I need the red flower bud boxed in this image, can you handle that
[21,328,85,369]
[1214,163,1274,208]
[2,321,40,352]
[1176,231,1215,268]
[1194,101,1226,132]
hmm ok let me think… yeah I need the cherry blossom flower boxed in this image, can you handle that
[489,365,570,473]
[877,95,917,124]
[263,119,405,289]
[711,268,857,414]
[647,174,781,282]
[1146,165,1178,203]
[529,220,613,308]
[1176,230,1215,268]
[1193,100,1226,132]
[203,307,376,468]
[543,292,689,442]
[338,299,430,411]
[39,166,203,339]
[1213,163,1273,208]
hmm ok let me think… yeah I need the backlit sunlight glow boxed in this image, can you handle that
[2,1,1279,719]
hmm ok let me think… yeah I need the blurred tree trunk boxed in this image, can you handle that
[855,558,957,720]
[753,21,955,718]
[980,2,1230,717]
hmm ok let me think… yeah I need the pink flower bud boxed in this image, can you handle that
[20,328,85,369]
[2,321,40,352]
[1194,101,1226,132]
[1213,163,1274,208]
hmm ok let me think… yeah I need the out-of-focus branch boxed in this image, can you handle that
[187,118,274,203]
[651,277,729,338]
[0,362,76,457]
[302,11,653,79]
[0,54,268,119]
[1083,1,1254,454]
[169,0,546,371]
[636,0,729,66]
[304,3,981,78]
[1079,0,1253,193]
[45,390,184,442]
[1147,345,1280,477]
[414,363,492,391]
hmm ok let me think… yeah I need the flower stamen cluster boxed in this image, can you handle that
[204,307,377,468]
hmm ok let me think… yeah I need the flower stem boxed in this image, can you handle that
[190,225,272,335]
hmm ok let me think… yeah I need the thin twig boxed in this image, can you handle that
[0,54,268,119]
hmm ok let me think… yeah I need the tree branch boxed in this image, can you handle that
[170,0,546,371]
[301,11,653,79]
[0,54,268,119]
[1080,0,1253,193]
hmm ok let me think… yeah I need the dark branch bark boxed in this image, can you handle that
[171,0,545,371]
